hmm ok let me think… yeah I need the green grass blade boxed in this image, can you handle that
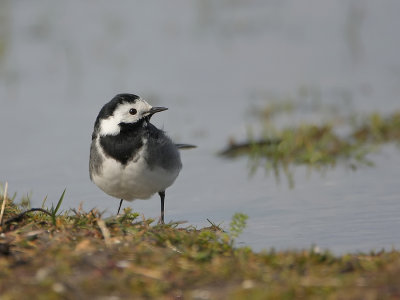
[54,189,66,215]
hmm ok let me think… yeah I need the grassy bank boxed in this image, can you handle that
[1,196,400,299]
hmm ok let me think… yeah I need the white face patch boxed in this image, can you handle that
[99,99,153,136]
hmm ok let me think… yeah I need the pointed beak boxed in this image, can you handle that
[148,107,168,115]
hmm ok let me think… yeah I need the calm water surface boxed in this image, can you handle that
[1,1,400,253]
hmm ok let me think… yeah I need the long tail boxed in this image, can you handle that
[175,144,197,150]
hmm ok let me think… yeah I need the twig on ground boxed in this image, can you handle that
[96,217,111,247]
[0,182,8,226]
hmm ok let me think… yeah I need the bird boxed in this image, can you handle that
[89,93,192,223]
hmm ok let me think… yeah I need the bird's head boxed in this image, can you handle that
[95,93,167,136]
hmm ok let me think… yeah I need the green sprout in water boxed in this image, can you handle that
[229,212,248,241]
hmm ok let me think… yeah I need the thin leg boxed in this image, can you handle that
[159,191,165,224]
[117,199,123,215]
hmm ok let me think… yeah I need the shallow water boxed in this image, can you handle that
[1,0,400,254]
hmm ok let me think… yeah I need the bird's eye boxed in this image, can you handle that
[129,108,137,115]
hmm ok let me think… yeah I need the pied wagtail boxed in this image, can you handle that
[89,93,193,223]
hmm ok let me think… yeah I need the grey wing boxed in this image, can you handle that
[89,139,103,180]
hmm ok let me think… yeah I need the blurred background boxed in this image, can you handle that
[1,0,400,253]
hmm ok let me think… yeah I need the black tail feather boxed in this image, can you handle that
[175,144,197,150]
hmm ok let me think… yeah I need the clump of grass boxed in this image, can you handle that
[1,188,66,227]
[352,111,400,142]
[220,107,400,187]
[1,195,400,298]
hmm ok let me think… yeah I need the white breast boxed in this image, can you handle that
[91,140,180,201]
